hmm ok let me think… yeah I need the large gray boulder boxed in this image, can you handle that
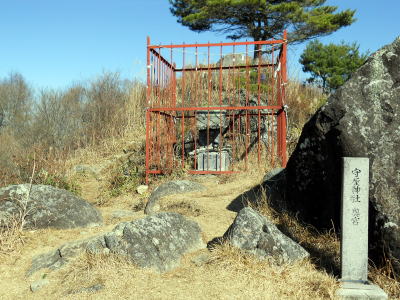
[144,180,205,214]
[103,212,205,272]
[0,184,102,229]
[283,37,400,272]
[223,207,309,263]
[28,212,205,275]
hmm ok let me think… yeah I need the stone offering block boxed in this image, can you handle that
[197,151,230,171]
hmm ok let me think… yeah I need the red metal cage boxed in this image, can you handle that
[145,31,288,183]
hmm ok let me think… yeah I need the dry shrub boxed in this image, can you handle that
[0,131,24,185]
[59,253,134,294]
[228,149,273,184]
[0,72,32,142]
[0,178,34,257]
[0,72,147,189]
[209,243,338,299]
[285,80,326,127]
[285,80,327,155]
[0,219,26,257]
[0,144,80,194]
[131,196,147,212]
[96,139,147,205]
[369,263,400,299]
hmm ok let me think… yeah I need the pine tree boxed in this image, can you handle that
[169,0,356,56]
[300,40,368,92]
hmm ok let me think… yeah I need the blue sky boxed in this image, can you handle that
[1,0,399,89]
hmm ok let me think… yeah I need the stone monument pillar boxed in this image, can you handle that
[336,157,387,300]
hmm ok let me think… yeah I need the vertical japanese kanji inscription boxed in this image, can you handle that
[341,157,369,282]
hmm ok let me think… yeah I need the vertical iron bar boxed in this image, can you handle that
[271,45,275,105]
[157,48,160,106]
[219,44,223,170]
[194,45,198,169]
[281,30,288,166]
[145,110,150,184]
[146,36,151,108]
[257,44,262,164]
[207,44,211,171]
[168,46,174,170]
[181,44,186,168]
[245,43,249,170]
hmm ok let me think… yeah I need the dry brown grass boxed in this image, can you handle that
[36,243,337,300]
[0,220,26,258]
[370,261,400,299]
[162,199,205,217]
[285,80,327,155]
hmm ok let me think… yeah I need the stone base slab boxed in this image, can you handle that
[336,282,388,300]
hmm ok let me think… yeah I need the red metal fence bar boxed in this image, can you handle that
[149,39,285,49]
[148,105,282,112]
[174,64,275,72]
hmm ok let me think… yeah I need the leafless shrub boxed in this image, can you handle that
[0,72,32,138]
[285,80,327,155]
[0,159,36,256]
[32,87,85,150]
[82,72,130,142]
[0,71,147,187]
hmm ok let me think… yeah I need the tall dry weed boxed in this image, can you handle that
[285,80,327,155]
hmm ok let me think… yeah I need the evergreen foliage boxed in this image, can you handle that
[169,0,356,47]
[300,40,368,92]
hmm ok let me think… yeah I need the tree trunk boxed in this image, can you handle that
[253,43,262,61]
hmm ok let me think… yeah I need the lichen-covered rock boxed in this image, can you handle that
[283,37,400,272]
[27,235,106,276]
[144,180,205,214]
[0,184,102,229]
[103,212,205,272]
[223,207,309,263]
[28,212,205,275]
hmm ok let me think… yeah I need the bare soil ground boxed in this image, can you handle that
[0,158,398,299]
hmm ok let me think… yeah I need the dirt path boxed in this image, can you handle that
[77,171,259,243]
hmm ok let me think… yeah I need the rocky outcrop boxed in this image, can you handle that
[0,184,102,229]
[27,235,107,276]
[144,180,205,214]
[283,37,400,271]
[103,212,205,272]
[222,207,309,263]
[28,212,205,275]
